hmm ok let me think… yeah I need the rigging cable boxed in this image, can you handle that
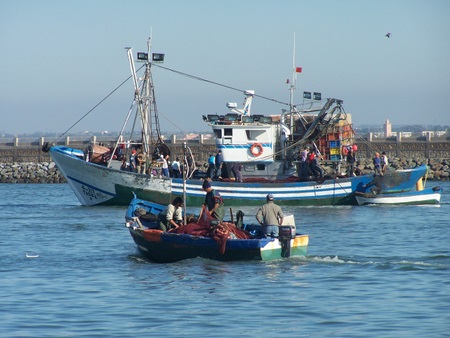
[152,63,290,106]
[54,64,146,143]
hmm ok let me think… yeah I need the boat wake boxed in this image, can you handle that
[303,255,450,270]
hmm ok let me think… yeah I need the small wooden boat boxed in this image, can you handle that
[354,186,443,206]
[125,195,309,263]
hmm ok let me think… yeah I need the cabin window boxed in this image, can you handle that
[214,129,222,139]
[246,129,266,141]
[256,164,265,170]
[224,128,233,136]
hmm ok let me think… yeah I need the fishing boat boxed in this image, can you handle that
[43,37,428,207]
[355,186,443,206]
[125,194,308,263]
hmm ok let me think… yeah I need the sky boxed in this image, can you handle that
[1,0,449,135]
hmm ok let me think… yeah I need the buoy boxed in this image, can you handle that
[249,143,263,157]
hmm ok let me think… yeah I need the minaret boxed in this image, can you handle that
[384,119,392,137]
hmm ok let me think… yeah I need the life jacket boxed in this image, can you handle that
[308,153,315,162]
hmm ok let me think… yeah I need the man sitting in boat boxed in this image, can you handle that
[256,194,284,238]
[157,197,184,232]
[201,180,225,222]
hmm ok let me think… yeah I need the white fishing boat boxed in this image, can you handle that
[43,37,429,206]
[355,186,443,205]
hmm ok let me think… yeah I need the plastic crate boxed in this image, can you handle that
[330,155,341,161]
[329,141,341,148]
[330,148,340,155]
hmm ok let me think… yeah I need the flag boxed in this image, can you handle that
[295,67,302,73]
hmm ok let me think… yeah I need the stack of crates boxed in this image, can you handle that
[327,133,341,161]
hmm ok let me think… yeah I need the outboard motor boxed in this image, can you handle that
[278,225,296,258]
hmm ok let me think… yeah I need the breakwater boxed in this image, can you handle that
[1,157,448,183]
[0,162,66,183]
[0,136,449,183]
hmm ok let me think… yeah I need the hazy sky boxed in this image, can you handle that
[1,0,449,135]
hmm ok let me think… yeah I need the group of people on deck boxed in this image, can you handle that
[206,150,244,182]
[157,178,284,238]
[298,146,324,179]
[362,151,389,194]
[122,148,183,178]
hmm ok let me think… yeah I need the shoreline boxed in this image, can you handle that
[1,157,448,183]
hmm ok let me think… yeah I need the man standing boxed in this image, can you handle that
[381,151,389,173]
[256,194,284,238]
[171,157,181,178]
[136,149,146,174]
[160,154,170,177]
[373,152,382,176]
[129,149,137,172]
[299,147,309,178]
[207,154,216,179]
[346,148,356,177]
[214,150,222,180]
[202,180,225,221]
[308,148,324,179]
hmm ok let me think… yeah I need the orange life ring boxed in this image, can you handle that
[250,143,263,157]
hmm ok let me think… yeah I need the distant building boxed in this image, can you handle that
[422,131,447,137]
[384,119,392,137]
[401,132,412,138]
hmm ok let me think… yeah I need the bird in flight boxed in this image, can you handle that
[385,33,391,38]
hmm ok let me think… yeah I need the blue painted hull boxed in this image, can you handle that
[125,196,309,263]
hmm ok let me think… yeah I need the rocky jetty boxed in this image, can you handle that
[0,162,66,183]
[348,157,449,181]
[0,157,449,183]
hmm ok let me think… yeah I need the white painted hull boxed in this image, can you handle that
[50,147,172,206]
[355,188,442,205]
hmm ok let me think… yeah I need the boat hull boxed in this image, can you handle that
[355,187,442,205]
[50,146,173,206]
[128,228,309,263]
[49,146,429,206]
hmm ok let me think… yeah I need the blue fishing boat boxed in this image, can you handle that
[125,195,308,263]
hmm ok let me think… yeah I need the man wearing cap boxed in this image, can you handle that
[256,194,284,238]
[202,180,225,221]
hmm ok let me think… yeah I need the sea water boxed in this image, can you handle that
[0,182,449,337]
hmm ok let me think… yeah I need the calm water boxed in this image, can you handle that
[0,182,449,337]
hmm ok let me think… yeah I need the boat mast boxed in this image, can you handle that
[289,33,296,137]
[126,36,163,156]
